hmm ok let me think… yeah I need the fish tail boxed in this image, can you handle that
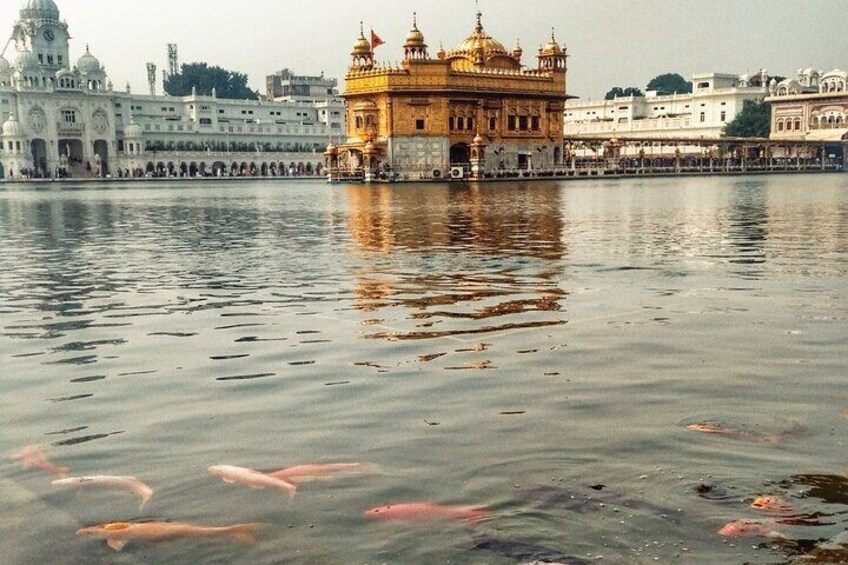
[226,523,264,544]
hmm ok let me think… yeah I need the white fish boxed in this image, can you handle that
[52,475,154,510]
[208,465,297,499]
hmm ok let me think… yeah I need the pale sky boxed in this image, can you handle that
[1,0,846,100]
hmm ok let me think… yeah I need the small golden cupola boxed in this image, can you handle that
[350,22,374,70]
[512,39,523,64]
[403,12,428,61]
[537,28,566,72]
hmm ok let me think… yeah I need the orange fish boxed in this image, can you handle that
[10,445,69,476]
[718,519,785,539]
[268,463,364,484]
[751,495,795,515]
[364,502,491,523]
[208,465,297,498]
[76,521,263,552]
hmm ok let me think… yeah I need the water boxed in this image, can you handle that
[1,175,847,564]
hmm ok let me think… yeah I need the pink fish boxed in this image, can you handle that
[76,521,263,552]
[10,445,69,476]
[364,502,491,523]
[208,465,297,498]
[718,519,785,538]
[267,463,364,484]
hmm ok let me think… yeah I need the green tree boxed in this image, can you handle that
[646,73,693,94]
[605,86,644,100]
[164,62,259,100]
[724,100,771,138]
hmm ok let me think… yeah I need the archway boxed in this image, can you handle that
[146,162,155,175]
[212,161,226,176]
[553,146,562,166]
[0,163,5,179]
[179,162,188,177]
[93,139,109,177]
[189,162,198,177]
[450,143,470,166]
[31,138,48,176]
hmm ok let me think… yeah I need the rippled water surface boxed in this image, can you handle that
[2,175,848,564]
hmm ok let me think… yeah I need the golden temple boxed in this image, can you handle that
[325,10,572,182]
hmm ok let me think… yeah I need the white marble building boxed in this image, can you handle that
[0,0,345,180]
[564,72,771,139]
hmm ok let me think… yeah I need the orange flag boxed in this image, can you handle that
[371,30,385,50]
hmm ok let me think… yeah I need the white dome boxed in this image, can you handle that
[2,113,25,137]
[20,0,60,20]
[55,67,74,78]
[823,68,848,79]
[14,50,40,72]
[76,46,102,74]
[124,121,142,138]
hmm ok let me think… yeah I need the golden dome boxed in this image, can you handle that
[352,23,371,55]
[512,39,523,59]
[541,29,564,55]
[448,11,508,59]
[404,13,426,47]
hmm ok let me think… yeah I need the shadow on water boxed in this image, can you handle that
[345,183,569,340]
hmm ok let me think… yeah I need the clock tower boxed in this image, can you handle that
[12,0,70,73]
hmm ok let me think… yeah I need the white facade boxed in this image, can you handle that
[564,72,770,139]
[0,0,345,180]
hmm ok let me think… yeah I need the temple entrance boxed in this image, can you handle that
[59,139,84,163]
[93,140,109,177]
[517,153,529,170]
[31,139,48,176]
[450,143,470,167]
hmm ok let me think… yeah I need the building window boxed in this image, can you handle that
[518,116,528,131]
[416,119,425,130]
[47,55,54,65]
[489,117,496,131]
[457,117,465,130]
[62,109,76,123]
[466,117,474,131]
[58,55,62,64]
[38,54,43,64]
[699,112,705,123]
[449,117,455,130]
[531,116,540,131]
[508,115,517,130]
[720,111,726,122]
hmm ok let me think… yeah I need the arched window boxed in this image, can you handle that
[355,116,363,129]
[794,118,802,131]
[777,120,784,132]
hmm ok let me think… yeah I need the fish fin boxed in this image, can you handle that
[227,523,264,545]
[106,539,127,551]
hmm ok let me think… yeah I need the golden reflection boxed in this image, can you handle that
[346,183,568,340]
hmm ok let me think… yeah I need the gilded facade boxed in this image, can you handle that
[326,12,572,182]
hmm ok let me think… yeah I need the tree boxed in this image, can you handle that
[724,100,771,138]
[605,86,644,100]
[164,63,259,100]
[646,73,692,94]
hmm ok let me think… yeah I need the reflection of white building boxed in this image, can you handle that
[0,0,345,180]
[767,66,848,143]
[564,72,770,139]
